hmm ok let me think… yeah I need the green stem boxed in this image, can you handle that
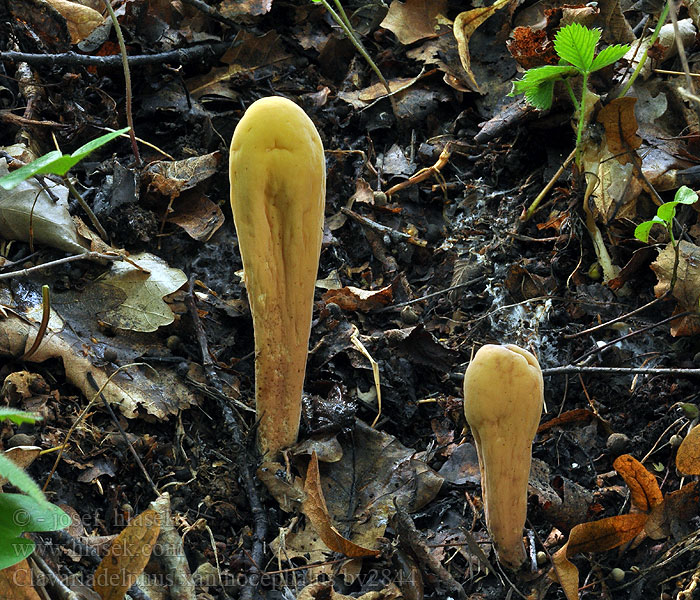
[574,72,589,168]
[618,1,670,98]
[102,0,140,165]
[316,0,392,98]
[564,80,580,112]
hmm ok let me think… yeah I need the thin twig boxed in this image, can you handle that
[543,366,700,376]
[0,252,123,280]
[562,291,670,339]
[0,44,231,67]
[21,285,50,360]
[572,311,693,364]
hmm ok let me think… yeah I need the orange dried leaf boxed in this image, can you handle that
[613,454,663,512]
[566,513,648,556]
[302,452,380,558]
[93,508,162,600]
[677,425,700,475]
[597,98,642,165]
[322,285,393,312]
[645,482,700,539]
[507,27,558,69]
[0,560,42,600]
[537,408,597,433]
[550,544,579,600]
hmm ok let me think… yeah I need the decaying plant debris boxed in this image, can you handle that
[2,0,700,599]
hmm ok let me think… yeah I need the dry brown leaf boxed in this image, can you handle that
[453,0,513,92]
[566,513,648,556]
[94,508,161,600]
[380,0,447,45]
[597,98,642,165]
[507,27,558,69]
[646,482,700,539]
[146,152,221,199]
[551,514,648,600]
[167,194,224,242]
[550,545,579,600]
[0,560,42,600]
[677,425,700,474]
[613,454,663,512]
[537,408,598,433]
[651,241,700,336]
[218,0,272,18]
[322,285,393,312]
[302,452,380,558]
[46,0,103,43]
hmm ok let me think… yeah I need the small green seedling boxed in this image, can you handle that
[509,23,630,166]
[0,127,130,190]
[634,185,699,245]
[0,408,71,571]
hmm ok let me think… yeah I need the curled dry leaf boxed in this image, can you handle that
[612,454,663,512]
[94,508,161,600]
[453,0,512,93]
[597,97,642,166]
[551,514,649,600]
[677,424,700,475]
[645,482,700,539]
[322,284,393,312]
[46,0,103,43]
[302,452,380,558]
[651,241,700,336]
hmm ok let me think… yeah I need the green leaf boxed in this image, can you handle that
[554,23,600,72]
[590,43,631,71]
[657,186,699,222]
[0,453,46,503]
[509,65,579,109]
[0,408,41,426]
[0,494,71,534]
[0,535,35,570]
[674,184,699,205]
[0,127,130,190]
[634,216,665,242]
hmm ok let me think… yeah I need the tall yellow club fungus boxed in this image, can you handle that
[463,344,544,569]
[229,97,325,457]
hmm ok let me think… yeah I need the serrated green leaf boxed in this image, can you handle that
[554,23,600,71]
[525,80,556,110]
[0,127,130,190]
[0,408,41,426]
[509,65,578,109]
[634,217,665,242]
[590,43,631,71]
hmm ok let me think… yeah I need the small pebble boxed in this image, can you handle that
[606,432,630,454]
[536,551,547,566]
[669,434,683,448]
[166,335,182,351]
[400,306,419,325]
[610,567,625,583]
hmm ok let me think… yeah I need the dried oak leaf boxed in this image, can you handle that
[645,482,700,539]
[507,27,557,69]
[677,424,700,475]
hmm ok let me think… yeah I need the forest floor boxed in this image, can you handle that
[2,0,700,599]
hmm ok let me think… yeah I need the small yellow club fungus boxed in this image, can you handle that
[229,97,325,457]
[463,344,544,569]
